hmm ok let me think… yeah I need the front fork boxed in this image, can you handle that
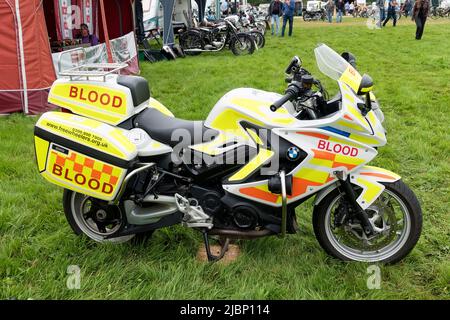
[337,176,374,236]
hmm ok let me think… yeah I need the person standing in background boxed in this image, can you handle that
[412,0,430,40]
[326,0,335,23]
[281,0,295,37]
[404,0,413,17]
[268,0,283,36]
[336,0,345,22]
[349,2,355,16]
[383,0,398,27]
[376,0,386,25]
[221,0,229,16]
[345,1,350,15]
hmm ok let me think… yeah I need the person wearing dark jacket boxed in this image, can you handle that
[281,0,295,37]
[383,0,398,27]
[336,0,345,23]
[404,0,413,17]
[269,0,283,36]
[412,0,430,40]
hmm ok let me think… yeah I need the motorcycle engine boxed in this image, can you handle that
[190,186,261,230]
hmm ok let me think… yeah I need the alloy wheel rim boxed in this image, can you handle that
[71,192,123,240]
[324,189,411,262]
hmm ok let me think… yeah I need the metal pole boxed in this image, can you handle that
[100,0,113,63]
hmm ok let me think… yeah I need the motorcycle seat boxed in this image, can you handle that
[133,108,218,148]
[117,75,150,107]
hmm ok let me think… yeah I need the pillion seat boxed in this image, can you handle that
[117,75,150,107]
[133,108,218,147]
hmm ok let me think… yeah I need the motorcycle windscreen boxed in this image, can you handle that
[314,43,362,93]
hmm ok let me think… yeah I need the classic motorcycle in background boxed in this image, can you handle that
[179,16,256,56]
[34,44,422,263]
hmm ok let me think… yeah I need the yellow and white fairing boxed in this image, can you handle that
[204,46,392,210]
[314,166,401,210]
[189,88,300,157]
[223,126,378,207]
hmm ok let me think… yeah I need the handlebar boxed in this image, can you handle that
[270,82,302,112]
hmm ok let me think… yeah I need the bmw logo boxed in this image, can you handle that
[287,147,300,161]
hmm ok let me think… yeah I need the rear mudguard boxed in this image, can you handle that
[313,166,401,210]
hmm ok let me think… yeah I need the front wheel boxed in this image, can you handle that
[229,33,255,56]
[312,180,422,264]
[63,189,135,243]
[250,31,265,48]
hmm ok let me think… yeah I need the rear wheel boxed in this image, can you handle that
[229,33,255,56]
[312,180,422,264]
[63,189,135,243]
[179,30,203,56]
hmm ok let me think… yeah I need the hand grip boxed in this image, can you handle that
[270,85,300,112]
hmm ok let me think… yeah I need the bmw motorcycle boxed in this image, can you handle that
[34,44,422,263]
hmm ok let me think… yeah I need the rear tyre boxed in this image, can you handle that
[63,189,134,243]
[312,180,422,264]
[179,30,203,56]
[229,33,255,56]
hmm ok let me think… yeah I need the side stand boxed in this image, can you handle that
[201,230,230,262]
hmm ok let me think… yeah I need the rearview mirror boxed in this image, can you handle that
[357,74,374,95]
[285,56,302,74]
[341,52,357,69]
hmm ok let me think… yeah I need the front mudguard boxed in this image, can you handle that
[314,166,401,210]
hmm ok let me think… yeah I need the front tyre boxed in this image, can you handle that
[229,33,255,56]
[313,180,422,264]
[251,31,265,48]
[63,189,135,243]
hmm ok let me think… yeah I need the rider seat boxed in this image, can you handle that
[133,108,218,147]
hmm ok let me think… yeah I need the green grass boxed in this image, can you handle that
[1,17,449,299]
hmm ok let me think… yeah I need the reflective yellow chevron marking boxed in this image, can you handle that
[334,154,365,166]
[343,93,356,103]
[349,134,380,145]
[34,136,49,172]
[190,134,230,155]
[347,104,368,125]
[246,128,263,145]
[149,98,174,117]
[229,148,274,181]
[356,177,383,204]
[294,167,329,184]
[336,119,366,132]
[230,97,295,125]
[367,110,377,124]
[109,130,136,153]
[309,158,334,168]
[210,109,265,139]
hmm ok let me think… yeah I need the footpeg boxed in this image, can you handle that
[175,193,213,229]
